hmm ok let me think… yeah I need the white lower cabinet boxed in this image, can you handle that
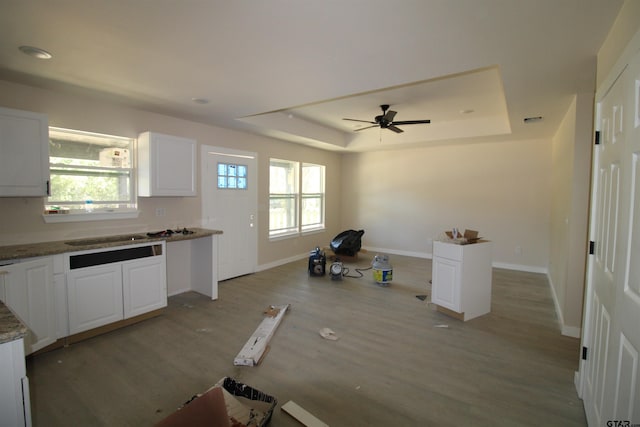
[66,242,167,335]
[0,337,31,427]
[122,255,166,318]
[67,264,124,335]
[1,257,56,355]
[432,240,493,321]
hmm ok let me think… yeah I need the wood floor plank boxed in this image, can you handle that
[26,255,586,426]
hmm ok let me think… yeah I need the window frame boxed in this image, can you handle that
[43,127,138,223]
[269,158,325,239]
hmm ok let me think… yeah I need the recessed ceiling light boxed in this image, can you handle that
[191,98,209,105]
[18,45,52,59]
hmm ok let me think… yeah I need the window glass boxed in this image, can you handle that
[47,127,136,212]
[269,159,324,237]
[301,163,325,230]
[218,162,248,189]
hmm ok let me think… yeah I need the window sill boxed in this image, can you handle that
[269,227,325,241]
[42,210,140,223]
[269,231,299,242]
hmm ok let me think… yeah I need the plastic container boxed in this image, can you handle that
[372,254,393,285]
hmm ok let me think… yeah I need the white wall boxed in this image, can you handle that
[596,0,640,89]
[548,93,593,337]
[340,138,552,271]
[0,80,343,268]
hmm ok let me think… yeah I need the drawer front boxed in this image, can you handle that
[433,241,463,261]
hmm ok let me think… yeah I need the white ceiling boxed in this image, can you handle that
[0,0,623,152]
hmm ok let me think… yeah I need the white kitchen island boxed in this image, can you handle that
[431,240,493,321]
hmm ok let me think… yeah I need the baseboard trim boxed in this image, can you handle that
[546,273,582,338]
[168,287,191,297]
[31,308,165,356]
[363,246,431,260]
[258,253,308,272]
[491,262,548,274]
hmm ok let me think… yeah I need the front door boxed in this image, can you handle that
[579,47,640,424]
[201,146,257,281]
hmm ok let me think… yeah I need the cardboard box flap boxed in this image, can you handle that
[154,386,230,427]
[155,377,277,427]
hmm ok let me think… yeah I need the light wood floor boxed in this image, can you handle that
[26,255,586,426]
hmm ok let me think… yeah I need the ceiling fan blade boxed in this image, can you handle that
[384,110,397,122]
[392,119,431,125]
[343,118,376,124]
[354,125,379,132]
[387,125,404,133]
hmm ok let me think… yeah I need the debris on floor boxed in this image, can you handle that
[234,304,290,366]
[282,400,329,427]
[434,324,449,328]
[318,327,339,340]
[415,295,427,301]
[154,377,276,427]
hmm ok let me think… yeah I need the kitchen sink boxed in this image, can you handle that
[64,234,148,246]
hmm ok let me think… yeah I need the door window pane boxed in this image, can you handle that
[218,162,248,189]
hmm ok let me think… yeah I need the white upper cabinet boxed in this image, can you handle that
[137,131,196,196]
[0,106,50,197]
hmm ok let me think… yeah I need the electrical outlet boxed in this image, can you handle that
[515,246,522,255]
[155,207,166,217]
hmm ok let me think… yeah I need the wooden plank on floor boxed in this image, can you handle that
[281,401,329,427]
[234,304,290,366]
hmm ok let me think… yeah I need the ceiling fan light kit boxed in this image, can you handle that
[343,104,430,134]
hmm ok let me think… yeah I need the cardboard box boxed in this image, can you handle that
[444,229,481,244]
[155,377,277,427]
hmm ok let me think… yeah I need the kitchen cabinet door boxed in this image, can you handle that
[0,338,31,427]
[431,256,461,311]
[122,255,167,318]
[0,106,49,197]
[138,131,196,196]
[2,258,56,355]
[67,264,123,334]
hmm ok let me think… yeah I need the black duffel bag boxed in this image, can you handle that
[330,229,365,256]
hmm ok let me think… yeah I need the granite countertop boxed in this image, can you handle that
[0,227,223,262]
[0,301,28,344]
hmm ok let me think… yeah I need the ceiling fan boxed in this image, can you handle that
[343,104,431,133]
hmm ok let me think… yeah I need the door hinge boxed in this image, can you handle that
[589,241,595,255]
[595,130,601,145]
[46,180,50,196]
[582,346,588,360]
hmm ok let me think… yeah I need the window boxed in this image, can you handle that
[217,162,248,189]
[47,127,136,214]
[301,163,325,231]
[269,159,324,237]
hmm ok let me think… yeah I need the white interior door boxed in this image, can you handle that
[201,146,257,281]
[580,46,640,425]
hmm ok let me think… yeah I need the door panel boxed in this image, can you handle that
[581,46,640,425]
[201,146,257,281]
[613,334,638,419]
